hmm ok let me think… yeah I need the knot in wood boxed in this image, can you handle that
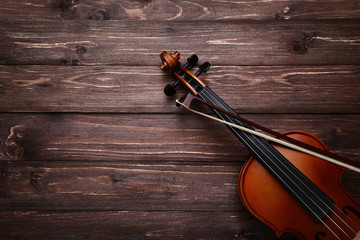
[58,0,79,19]
[274,6,291,20]
[1,125,27,161]
[30,172,44,194]
[293,32,317,54]
[76,46,86,54]
[293,42,308,54]
[89,10,109,20]
[71,59,80,66]
[302,32,316,42]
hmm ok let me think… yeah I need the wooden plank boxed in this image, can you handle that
[0,161,241,211]
[0,0,359,21]
[0,210,279,240]
[0,65,359,113]
[0,161,358,212]
[1,20,360,66]
[0,114,358,162]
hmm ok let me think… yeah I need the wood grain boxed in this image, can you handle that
[1,0,359,239]
[0,160,243,211]
[0,0,359,21]
[1,20,360,66]
[0,114,358,162]
[0,160,358,211]
[0,210,279,240]
[0,65,359,113]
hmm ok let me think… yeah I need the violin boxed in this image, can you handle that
[160,51,360,240]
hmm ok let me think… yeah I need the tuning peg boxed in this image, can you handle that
[183,54,198,69]
[195,62,211,77]
[164,80,180,96]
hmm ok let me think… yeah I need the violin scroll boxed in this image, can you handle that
[160,51,207,96]
[160,51,180,72]
[161,52,201,96]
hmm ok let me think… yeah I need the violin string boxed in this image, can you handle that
[178,97,360,236]
[193,102,360,236]
[201,86,360,238]
[199,87,359,238]
[198,87,356,239]
[181,101,344,240]
[198,88,352,239]
[198,90,352,240]
[196,89,360,234]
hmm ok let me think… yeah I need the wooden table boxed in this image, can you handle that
[0,1,359,239]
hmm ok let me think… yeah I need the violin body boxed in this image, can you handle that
[160,51,360,240]
[239,131,360,239]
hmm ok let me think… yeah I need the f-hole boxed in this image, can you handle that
[343,206,360,219]
[316,232,326,240]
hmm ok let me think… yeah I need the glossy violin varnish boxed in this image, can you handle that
[239,132,360,240]
[161,51,360,240]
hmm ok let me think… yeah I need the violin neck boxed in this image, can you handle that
[197,86,335,221]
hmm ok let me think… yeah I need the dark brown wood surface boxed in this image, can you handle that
[2,20,360,66]
[0,1,359,239]
[1,65,359,113]
[0,0,359,20]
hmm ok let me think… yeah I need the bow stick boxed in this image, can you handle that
[176,93,360,173]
